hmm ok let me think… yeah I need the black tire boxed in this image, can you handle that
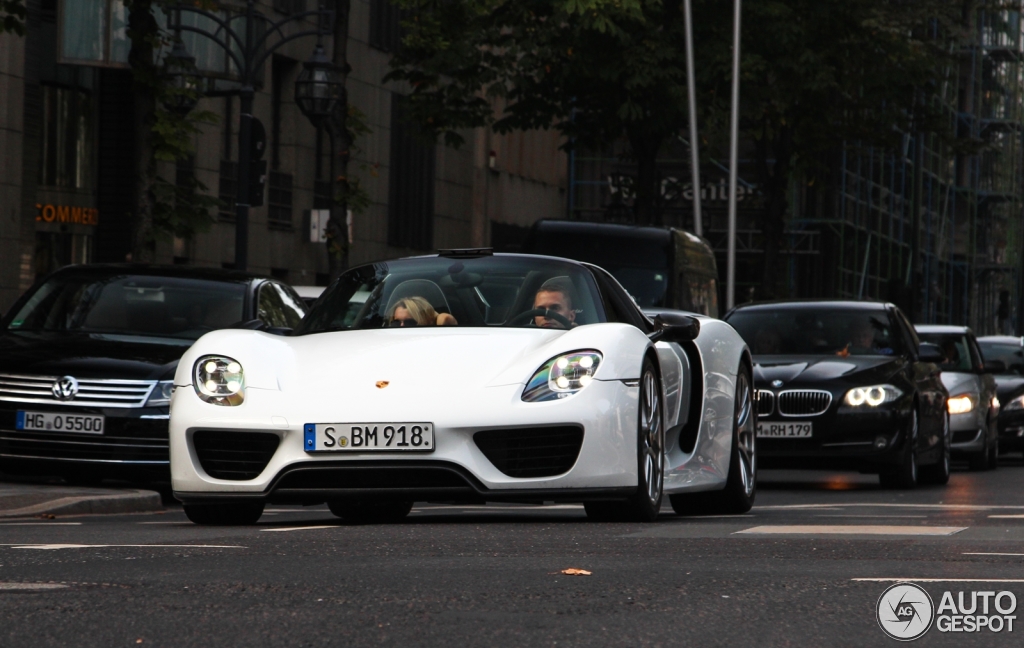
[879,409,918,489]
[919,414,950,486]
[328,500,413,523]
[183,501,264,525]
[670,365,757,515]
[987,423,999,470]
[968,428,991,471]
[584,357,664,523]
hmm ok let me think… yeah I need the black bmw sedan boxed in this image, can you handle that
[0,264,307,484]
[724,301,949,489]
[976,335,1024,454]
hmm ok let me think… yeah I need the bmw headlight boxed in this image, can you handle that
[947,395,975,415]
[1004,394,1024,412]
[145,381,175,407]
[522,350,602,402]
[843,384,902,407]
[193,356,245,406]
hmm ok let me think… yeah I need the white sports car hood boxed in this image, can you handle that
[176,324,651,397]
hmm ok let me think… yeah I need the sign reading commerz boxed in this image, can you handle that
[35,203,100,226]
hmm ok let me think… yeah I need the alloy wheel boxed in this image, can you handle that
[640,369,664,505]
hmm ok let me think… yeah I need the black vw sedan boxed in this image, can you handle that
[0,264,307,483]
[724,301,949,488]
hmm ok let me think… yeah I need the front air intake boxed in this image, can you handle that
[192,430,280,481]
[473,426,584,478]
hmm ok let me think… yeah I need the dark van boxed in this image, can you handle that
[521,220,720,317]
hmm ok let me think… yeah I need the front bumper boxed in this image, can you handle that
[170,379,641,504]
[757,405,910,472]
[998,408,1024,451]
[0,404,170,475]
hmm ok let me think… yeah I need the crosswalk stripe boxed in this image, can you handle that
[734,525,965,536]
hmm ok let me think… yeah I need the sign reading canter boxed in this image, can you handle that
[35,204,100,226]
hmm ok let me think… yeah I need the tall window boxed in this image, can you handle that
[387,94,435,250]
[369,0,402,52]
[38,84,95,189]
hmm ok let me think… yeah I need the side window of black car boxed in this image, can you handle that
[258,282,305,329]
[889,308,916,357]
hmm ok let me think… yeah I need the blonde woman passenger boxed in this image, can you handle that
[387,296,458,327]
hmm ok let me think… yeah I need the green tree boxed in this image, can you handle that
[125,0,219,261]
[387,0,688,226]
[692,0,963,298]
[389,0,963,298]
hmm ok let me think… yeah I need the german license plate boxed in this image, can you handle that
[16,410,105,435]
[756,422,812,438]
[304,423,434,452]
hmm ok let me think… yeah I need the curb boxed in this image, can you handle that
[0,490,164,518]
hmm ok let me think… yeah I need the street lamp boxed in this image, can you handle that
[161,1,334,271]
[163,40,201,117]
[294,43,343,128]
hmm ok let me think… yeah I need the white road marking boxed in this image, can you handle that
[261,525,339,532]
[0,582,68,590]
[853,578,1024,583]
[0,544,245,550]
[988,514,1024,519]
[676,514,756,519]
[0,523,82,526]
[815,515,928,519]
[734,525,965,536]
[758,503,1024,511]
[963,552,1024,557]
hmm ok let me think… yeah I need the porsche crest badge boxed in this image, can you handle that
[376,381,390,389]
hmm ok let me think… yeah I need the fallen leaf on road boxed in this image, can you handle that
[560,568,591,576]
[36,514,56,520]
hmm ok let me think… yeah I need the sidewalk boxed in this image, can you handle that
[0,478,164,518]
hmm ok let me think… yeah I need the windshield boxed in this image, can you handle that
[6,274,248,340]
[726,307,901,357]
[978,341,1024,375]
[295,255,607,334]
[524,231,670,308]
[917,332,977,372]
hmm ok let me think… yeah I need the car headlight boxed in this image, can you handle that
[1004,394,1024,411]
[145,381,175,407]
[947,394,975,415]
[193,356,245,406]
[522,350,602,402]
[843,384,902,407]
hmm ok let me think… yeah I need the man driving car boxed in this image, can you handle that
[533,277,577,329]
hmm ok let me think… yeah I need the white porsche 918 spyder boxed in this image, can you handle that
[169,251,755,524]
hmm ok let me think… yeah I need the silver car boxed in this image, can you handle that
[915,325,999,470]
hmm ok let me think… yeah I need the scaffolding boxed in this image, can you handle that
[773,0,1023,333]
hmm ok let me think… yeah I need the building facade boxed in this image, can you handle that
[0,0,567,313]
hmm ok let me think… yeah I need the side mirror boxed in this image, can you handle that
[918,342,945,363]
[984,359,1006,374]
[652,312,700,343]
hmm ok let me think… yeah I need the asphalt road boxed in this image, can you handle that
[4,459,1024,647]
